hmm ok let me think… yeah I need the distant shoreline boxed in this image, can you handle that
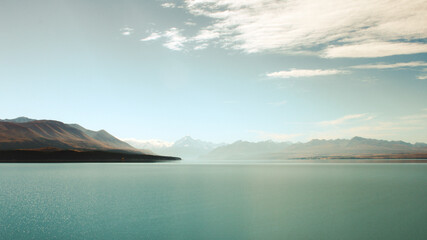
[290,153,427,161]
[287,159,427,163]
[0,149,181,163]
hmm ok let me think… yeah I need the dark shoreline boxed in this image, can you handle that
[0,150,181,163]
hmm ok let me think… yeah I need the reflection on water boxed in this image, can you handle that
[1,163,427,240]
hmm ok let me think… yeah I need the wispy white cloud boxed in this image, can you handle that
[267,69,347,78]
[194,43,208,50]
[319,113,371,126]
[417,75,427,80]
[192,29,220,42]
[400,113,427,121]
[314,112,427,142]
[138,28,188,51]
[351,61,427,69]
[256,111,427,143]
[140,32,162,41]
[120,27,134,36]
[161,2,176,8]
[180,0,427,57]
[267,111,427,143]
[323,41,427,58]
[184,21,197,26]
[163,28,187,51]
[307,121,424,142]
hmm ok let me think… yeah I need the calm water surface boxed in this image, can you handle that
[1,162,426,240]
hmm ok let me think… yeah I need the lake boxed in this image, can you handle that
[1,162,427,240]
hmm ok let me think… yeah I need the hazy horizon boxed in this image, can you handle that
[1,0,426,144]
[7,116,427,146]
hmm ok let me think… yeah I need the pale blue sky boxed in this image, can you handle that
[1,0,426,143]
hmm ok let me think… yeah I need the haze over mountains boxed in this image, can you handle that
[125,136,222,159]
[202,137,427,160]
[126,136,427,160]
[202,140,292,160]
[280,137,427,158]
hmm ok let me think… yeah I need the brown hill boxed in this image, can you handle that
[0,120,122,150]
[67,123,135,150]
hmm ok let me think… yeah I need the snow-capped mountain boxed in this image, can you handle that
[125,136,222,160]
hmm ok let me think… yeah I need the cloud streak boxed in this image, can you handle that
[120,27,134,36]
[267,69,347,78]
[309,111,427,142]
[261,110,427,143]
[139,28,187,51]
[351,61,427,69]
[323,41,427,58]
[161,2,176,8]
[319,113,370,126]
[140,32,162,41]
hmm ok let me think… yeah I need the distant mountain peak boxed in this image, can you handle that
[348,136,412,146]
[174,136,203,146]
[350,136,367,141]
[125,136,224,159]
[177,136,195,142]
[1,116,36,123]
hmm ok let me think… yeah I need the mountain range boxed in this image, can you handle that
[3,117,426,161]
[127,135,427,160]
[202,137,427,160]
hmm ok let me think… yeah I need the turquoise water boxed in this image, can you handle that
[1,163,427,240]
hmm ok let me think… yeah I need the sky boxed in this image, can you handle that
[1,0,427,144]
